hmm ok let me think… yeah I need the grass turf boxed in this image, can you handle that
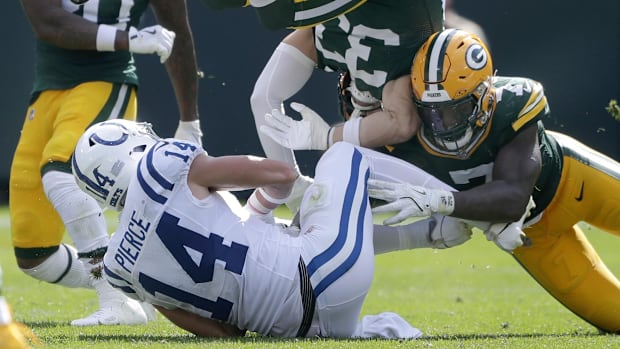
[1,206,619,348]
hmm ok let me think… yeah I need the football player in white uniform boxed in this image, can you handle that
[71,119,472,338]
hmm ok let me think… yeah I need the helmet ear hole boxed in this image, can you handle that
[130,144,149,157]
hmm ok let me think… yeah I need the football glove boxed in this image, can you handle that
[483,196,535,252]
[260,102,331,150]
[368,179,455,225]
[428,215,473,249]
[285,174,313,215]
[174,120,203,147]
[128,25,175,63]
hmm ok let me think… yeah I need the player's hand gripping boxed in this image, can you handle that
[428,216,473,249]
[368,179,455,225]
[260,102,331,150]
[483,196,535,252]
[128,25,175,63]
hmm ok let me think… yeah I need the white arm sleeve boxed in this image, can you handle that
[250,42,315,166]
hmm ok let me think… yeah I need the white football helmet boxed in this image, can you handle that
[72,119,159,210]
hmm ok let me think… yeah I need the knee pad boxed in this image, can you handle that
[42,171,109,252]
[42,171,101,222]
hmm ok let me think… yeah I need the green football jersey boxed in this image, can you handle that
[32,0,150,93]
[315,0,444,99]
[385,77,563,218]
[201,0,367,29]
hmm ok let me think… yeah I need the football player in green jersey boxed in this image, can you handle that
[363,29,620,333]
[201,0,367,29]
[251,0,444,212]
[11,0,201,326]
[261,27,620,333]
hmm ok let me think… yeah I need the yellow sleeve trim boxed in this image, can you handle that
[512,89,547,131]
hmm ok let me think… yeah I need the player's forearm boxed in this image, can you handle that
[151,0,200,122]
[330,110,419,148]
[154,305,246,337]
[23,1,98,50]
[452,182,532,222]
[205,156,298,191]
[164,34,200,122]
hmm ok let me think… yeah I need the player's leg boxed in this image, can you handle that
[300,143,417,338]
[357,147,475,252]
[514,223,620,333]
[356,146,456,190]
[11,89,92,288]
[53,82,154,326]
[11,82,150,326]
[513,149,620,333]
[298,143,373,337]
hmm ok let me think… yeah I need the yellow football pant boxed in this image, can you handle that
[514,132,620,333]
[10,82,137,249]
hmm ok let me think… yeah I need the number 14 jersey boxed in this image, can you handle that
[104,140,305,337]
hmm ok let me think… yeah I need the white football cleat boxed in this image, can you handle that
[70,299,148,326]
[71,277,148,326]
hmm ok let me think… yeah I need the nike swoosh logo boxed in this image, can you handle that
[144,29,157,35]
[575,181,584,201]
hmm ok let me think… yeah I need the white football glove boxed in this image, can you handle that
[368,179,455,225]
[285,174,313,215]
[128,25,175,63]
[260,102,331,150]
[428,215,473,249]
[174,120,203,147]
[483,196,536,252]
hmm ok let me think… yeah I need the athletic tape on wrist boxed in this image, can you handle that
[342,117,361,146]
[246,190,271,215]
[178,120,202,134]
[435,190,455,215]
[96,24,117,52]
[257,187,288,205]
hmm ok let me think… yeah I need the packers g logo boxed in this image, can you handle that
[465,44,487,71]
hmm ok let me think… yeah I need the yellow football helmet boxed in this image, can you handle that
[411,29,496,158]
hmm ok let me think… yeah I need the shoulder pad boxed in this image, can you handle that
[494,77,548,132]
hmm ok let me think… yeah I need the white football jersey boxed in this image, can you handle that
[102,141,417,338]
[104,139,304,337]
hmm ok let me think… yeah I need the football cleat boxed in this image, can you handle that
[71,277,148,326]
[70,298,149,326]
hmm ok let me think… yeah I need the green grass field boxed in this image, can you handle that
[1,207,619,348]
